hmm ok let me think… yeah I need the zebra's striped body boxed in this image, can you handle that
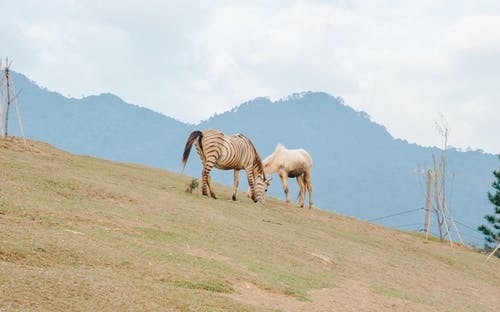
[182,129,269,203]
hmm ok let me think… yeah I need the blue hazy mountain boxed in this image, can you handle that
[195,93,497,246]
[7,71,189,169]
[8,72,498,246]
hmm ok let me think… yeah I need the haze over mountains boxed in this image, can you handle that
[7,71,498,246]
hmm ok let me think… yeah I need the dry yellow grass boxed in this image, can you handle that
[1,137,499,311]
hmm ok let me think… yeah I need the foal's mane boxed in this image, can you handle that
[275,144,285,152]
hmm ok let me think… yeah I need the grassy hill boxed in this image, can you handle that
[1,138,499,311]
[8,72,497,246]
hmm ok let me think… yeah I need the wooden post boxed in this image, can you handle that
[10,81,26,145]
[444,202,464,245]
[486,243,500,261]
[4,61,10,137]
[440,204,453,247]
[0,58,26,144]
[0,59,3,135]
[424,170,432,240]
[432,155,443,241]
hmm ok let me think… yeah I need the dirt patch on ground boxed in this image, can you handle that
[305,280,435,312]
[227,279,440,312]
[227,280,301,311]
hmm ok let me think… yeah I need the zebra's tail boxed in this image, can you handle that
[181,130,203,172]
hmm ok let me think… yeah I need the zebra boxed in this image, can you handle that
[181,129,270,203]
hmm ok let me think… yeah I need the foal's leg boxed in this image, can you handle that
[279,171,290,206]
[232,170,239,201]
[304,170,313,208]
[296,175,306,208]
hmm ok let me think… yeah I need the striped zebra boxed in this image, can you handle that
[181,129,270,203]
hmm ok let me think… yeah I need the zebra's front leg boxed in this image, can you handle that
[245,169,258,203]
[232,170,239,201]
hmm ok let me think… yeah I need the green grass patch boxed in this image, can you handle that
[173,279,234,294]
[284,288,311,302]
[137,226,182,242]
[373,286,426,305]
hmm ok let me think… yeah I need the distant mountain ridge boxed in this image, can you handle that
[8,72,189,168]
[7,71,498,246]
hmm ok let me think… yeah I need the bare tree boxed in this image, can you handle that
[0,58,26,144]
[423,115,463,245]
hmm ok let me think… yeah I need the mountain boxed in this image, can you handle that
[7,72,189,169]
[6,72,498,246]
[196,93,497,246]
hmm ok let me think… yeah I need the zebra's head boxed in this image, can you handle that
[252,174,271,203]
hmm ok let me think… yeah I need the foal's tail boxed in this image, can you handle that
[181,130,203,172]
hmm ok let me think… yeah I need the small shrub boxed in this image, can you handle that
[185,178,199,193]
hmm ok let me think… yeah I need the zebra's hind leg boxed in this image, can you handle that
[207,174,217,199]
[232,170,239,201]
[201,164,217,199]
[201,168,209,197]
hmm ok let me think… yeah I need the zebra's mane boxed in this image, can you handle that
[247,138,265,178]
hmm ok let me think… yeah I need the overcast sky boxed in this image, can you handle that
[1,0,499,153]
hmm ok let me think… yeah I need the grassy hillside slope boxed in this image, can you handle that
[1,138,499,312]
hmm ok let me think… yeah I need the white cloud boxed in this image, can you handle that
[1,0,500,153]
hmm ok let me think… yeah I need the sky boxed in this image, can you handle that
[1,0,499,154]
